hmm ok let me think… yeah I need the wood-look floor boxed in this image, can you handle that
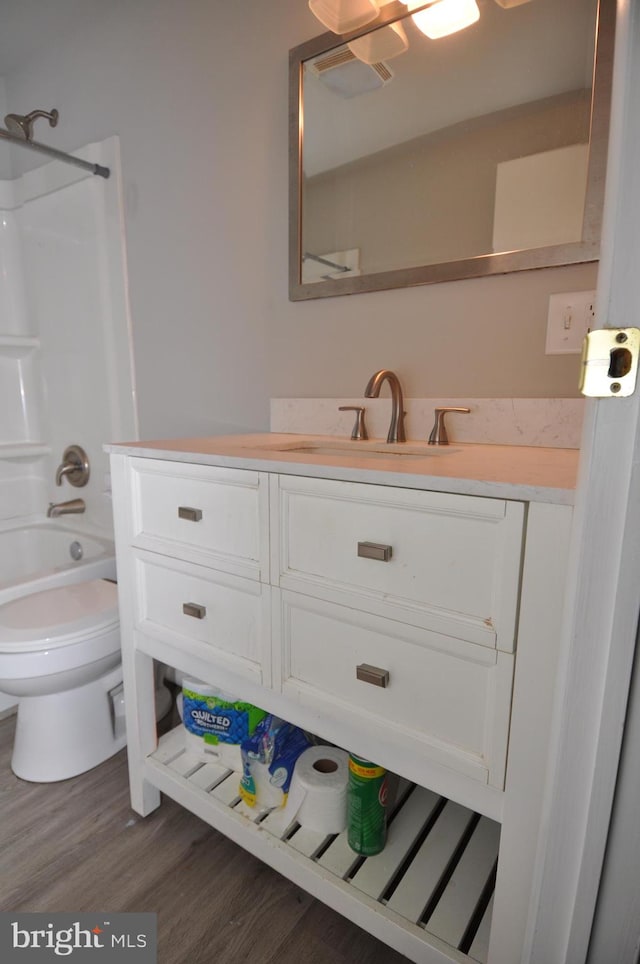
[0,714,410,964]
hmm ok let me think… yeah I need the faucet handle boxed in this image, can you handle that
[55,444,90,487]
[339,406,368,440]
[428,407,470,446]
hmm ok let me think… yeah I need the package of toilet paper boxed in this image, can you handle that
[181,679,267,771]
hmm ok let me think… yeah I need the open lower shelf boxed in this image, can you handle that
[145,727,499,964]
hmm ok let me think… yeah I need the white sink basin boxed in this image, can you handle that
[254,439,461,459]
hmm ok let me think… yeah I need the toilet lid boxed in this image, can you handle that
[0,580,118,647]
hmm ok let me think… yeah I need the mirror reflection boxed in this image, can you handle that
[290,0,612,299]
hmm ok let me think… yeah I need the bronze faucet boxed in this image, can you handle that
[364,369,406,443]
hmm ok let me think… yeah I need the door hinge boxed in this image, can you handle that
[579,328,640,397]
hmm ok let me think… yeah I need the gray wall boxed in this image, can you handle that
[305,92,590,271]
[1,0,597,440]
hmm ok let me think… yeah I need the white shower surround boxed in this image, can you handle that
[0,136,135,716]
[0,136,137,532]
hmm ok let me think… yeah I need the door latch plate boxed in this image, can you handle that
[579,328,640,397]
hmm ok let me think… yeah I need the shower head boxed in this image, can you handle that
[3,108,58,141]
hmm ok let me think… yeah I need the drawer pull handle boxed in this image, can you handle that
[357,541,392,562]
[357,664,390,688]
[183,602,207,619]
[178,506,203,522]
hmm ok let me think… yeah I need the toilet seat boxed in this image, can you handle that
[0,577,168,782]
[0,580,119,652]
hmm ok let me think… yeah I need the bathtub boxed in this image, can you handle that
[0,521,116,607]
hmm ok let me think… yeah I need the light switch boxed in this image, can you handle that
[545,290,596,354]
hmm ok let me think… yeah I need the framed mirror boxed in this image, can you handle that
[289,0,615,300]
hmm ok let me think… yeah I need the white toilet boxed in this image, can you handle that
[0,579,165,783]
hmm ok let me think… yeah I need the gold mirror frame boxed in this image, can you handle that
[289,0,615,301]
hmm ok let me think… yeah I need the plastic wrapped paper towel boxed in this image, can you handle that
[239,714,312,813]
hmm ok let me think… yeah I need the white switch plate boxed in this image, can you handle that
[546,290,597,354]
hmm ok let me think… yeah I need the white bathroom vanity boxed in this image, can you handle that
[107,434,578,964]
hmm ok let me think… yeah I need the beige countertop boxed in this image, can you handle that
[105,433,579,505]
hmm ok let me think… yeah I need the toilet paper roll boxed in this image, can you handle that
[283,745,349,834]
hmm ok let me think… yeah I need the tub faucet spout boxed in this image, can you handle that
[364,369,406,443]
[47,499,86,518]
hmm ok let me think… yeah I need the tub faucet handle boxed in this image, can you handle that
[338,406,368,440]
[55,444,90,487]
[428,407,470,446]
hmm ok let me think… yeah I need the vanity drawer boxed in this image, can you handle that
[276,590,513,789]
[275,475,524,651]
[134,551,269,684]
[129,458,269,580]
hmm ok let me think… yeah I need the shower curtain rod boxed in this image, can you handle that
[0,127,109,178]
[303,252,351,273]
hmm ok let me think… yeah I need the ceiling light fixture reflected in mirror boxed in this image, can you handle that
[347,19,409,63]
[494,0,533,8]
[401,0,480,39]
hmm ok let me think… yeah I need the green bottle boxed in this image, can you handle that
[347,754,388,856]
